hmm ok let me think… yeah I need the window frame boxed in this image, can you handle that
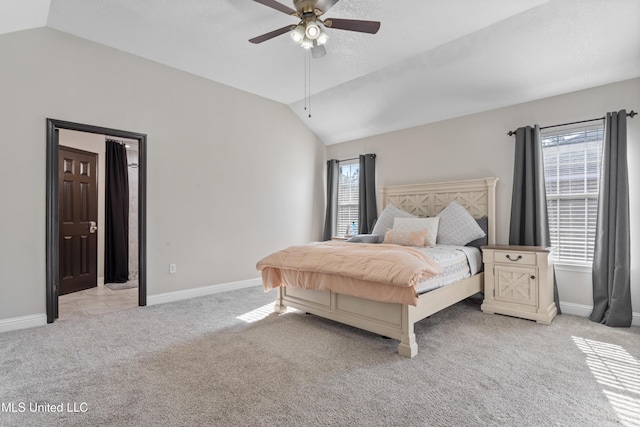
[335,159,359,238]
[541,122,604,267]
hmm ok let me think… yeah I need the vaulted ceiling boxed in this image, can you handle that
[3,0,640,144]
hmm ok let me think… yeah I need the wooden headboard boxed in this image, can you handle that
[378,177,499,245]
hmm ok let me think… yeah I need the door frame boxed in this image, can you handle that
[46,118,147,323]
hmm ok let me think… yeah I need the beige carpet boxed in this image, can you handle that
[1,286,638,426]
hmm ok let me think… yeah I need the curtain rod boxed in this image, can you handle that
[507,110,637,136]
[327,155,377,164]
[337,154,377,163]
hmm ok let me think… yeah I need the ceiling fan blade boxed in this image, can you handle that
[249,25,293,44]
[323,18,381,34]
[311,43,326,59]
[252,0,296,16]
[315,0,340,14]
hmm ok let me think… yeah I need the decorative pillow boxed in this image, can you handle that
[383,229,429,247]
[466,216,488,249]
[392,217,440,247]
[347,234,384,243]
[371,204,415,237]
[436,200,486,246]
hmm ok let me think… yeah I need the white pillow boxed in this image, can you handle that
[393,217,440,247]
[436,200,486,246]
[371,204,415,237]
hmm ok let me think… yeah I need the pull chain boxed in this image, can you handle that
[303,50,311,118]
[303,50,307,113]
[308,50,311,118]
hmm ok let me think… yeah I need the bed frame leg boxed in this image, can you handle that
[274,300,287,314]
[397,306,417,357]
[397,334,418,358]
[274,287,287,314]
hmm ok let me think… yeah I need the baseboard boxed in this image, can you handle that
[147,278,262,306]
[560,301,640,327]
[0,314,47,333]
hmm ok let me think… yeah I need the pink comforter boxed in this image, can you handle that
[256,242,444,305]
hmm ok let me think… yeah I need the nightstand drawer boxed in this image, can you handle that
[492,250,537,266]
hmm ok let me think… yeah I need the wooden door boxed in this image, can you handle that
[59,146,98,295]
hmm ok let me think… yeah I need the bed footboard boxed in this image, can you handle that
[276,286,418,357]
[274,273,483,358]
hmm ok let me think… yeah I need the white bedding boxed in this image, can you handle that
[413,245,481,294]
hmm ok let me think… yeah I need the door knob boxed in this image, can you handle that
[88,221,97,234]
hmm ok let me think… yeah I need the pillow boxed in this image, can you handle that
[371,204,415,237]
[436,200,486,246]
[392,217,440,247]
[383,229,429,247]
[466,216,488,249]
[347,234,384,243]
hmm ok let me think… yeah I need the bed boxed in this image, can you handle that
[258,177,498,358]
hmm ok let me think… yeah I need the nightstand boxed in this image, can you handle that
[480,245,557,324]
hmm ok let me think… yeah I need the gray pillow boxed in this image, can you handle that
[371,204,415,237]
[347,234,383,243]
[436,200,486,246]
[466,216,488,249]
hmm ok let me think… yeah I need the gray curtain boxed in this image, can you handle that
[358,154,377,234]
[509,125,561,313]
[590,110,632,327]
[322,159,339,241]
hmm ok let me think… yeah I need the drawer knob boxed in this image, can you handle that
[530,275,536,280]
[506,254,522,261]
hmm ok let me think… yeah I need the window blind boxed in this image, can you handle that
[542,124,604,264]
[337,160,359,238]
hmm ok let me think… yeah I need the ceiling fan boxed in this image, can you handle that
[249,0,381,58]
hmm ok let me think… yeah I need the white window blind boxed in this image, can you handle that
[542,123,604,264]
[337,160,359,238]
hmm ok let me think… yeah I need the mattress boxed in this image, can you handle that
[414,245,481,294]
[257,242,481,306]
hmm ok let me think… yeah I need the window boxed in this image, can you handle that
[336,160,359,238]
[542,123,604,264]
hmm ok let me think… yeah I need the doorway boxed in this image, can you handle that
[46,119,147,323]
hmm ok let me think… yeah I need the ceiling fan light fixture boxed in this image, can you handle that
[316,30,328,46]
[305,20,320,39]
[300,37,313,49]
[290,24,305,43]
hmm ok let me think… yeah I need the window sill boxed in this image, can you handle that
[553,262,592,273]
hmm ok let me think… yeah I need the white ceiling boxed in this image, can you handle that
[2,0,640,144]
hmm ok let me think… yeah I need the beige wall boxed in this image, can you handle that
[0,27,326,320]
[327,78,640,315]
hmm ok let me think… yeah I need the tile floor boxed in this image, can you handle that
[57,283,138,321]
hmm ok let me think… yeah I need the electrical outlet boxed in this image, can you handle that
[169,264,177,274]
